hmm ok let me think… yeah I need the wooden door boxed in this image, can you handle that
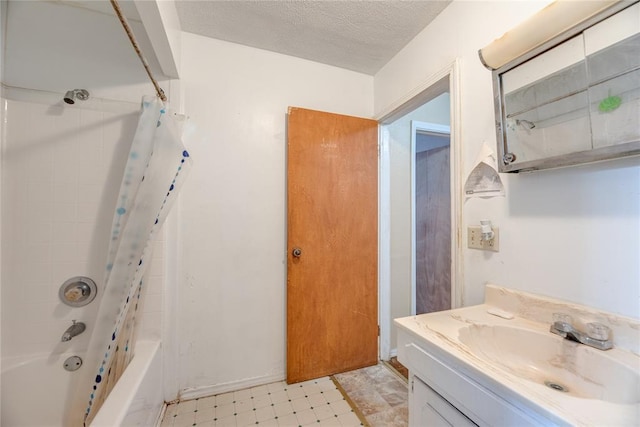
[286,107,378,384]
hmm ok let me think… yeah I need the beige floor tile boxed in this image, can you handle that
[159,368,404,427]
[215,414,237,426]
[276,412,298,426]
[195,406,216,423]
[215,402,235,419]
[337,411,362,427]
[296,408,318,425]
[216,392,235,405]
[255,405,276,422]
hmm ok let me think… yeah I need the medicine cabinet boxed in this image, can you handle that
[487,1,640,173]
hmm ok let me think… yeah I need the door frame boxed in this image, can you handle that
[377,59,463,360]
[410,121,451,316]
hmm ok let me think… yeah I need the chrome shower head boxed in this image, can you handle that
[63,90,75,104]
[63,89,90,104]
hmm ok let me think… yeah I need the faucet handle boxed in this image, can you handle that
[552,313,573,332]
[586,322,611,341]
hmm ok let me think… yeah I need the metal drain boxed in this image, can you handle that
[544,380,569,393]
[63,355,83,372]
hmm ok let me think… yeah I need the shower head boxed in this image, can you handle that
[63,89,90,104]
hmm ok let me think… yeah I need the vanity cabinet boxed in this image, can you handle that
[410,375,476,427]
[398,332,544,427]
[396,285,640,426]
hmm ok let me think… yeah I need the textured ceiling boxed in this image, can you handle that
[175,0,452,75]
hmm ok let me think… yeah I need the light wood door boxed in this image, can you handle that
[286,107,378,384]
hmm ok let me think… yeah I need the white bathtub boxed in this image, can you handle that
[1,340,163,427]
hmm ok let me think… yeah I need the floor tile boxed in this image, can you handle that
[321,389,344,403]
[198,396,217,409]
[251,384,269,397]
[296,408,318,425]
[366,406,408,427]
[334,364,408,427]
[176,399,198,415]
[328,399,352,416]
[318,418,343,427]
[235,410,256,426]
[337,411,362,427]
[258,418,278,427]
[172,412,195,427]
[275,412,298,426]
[286,384,307,400]
[216,392,235,405]
[252,394,273,409]
[267,381,287,393]
[234,398,254,414]
[255,405,276,422]
[312,403,337,420]
[291,396,312,412]
[195,406,216,423]
[346,388,391,416]
[269,389,289,404]
[215,414,237,426]
[235,387,252,399]
[159,367,402,427]
[273,400,294,417]
[307,393,328,407]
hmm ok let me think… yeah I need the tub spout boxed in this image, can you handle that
[61,320,86,342]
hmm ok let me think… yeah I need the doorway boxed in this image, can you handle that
[377,61,462,360]
[411,122,451,315]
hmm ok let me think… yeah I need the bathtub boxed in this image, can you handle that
[1,340,163,427]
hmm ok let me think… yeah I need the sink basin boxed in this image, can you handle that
[458,324,640,404]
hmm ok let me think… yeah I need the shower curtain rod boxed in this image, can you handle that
[109,0,167,102]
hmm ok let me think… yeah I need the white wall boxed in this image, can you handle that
[375,0,640,318]
[177,32,373,396]
[387,93,450,350]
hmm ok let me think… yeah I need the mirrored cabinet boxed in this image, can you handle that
[489,2,640,172]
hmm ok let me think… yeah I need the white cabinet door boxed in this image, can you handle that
[411,376,477,427]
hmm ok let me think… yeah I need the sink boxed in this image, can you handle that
[458,324,640,404]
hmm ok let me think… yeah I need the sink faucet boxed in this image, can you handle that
[550,313,612,351]
[61,320,86,342]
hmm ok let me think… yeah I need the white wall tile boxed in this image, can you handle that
[2,95,164,358]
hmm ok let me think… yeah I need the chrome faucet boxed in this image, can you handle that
[550,313,612,351]
[61,320,86,342]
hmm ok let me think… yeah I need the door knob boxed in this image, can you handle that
[292,247,302,258]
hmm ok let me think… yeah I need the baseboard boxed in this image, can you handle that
[178,372,286,401]
[154,403,167,427]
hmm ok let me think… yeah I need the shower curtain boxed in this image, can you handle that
[83,96,191,425]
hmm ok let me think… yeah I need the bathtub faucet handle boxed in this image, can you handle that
[61,320,86,342]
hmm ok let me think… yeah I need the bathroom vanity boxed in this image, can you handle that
[395,284,640,426]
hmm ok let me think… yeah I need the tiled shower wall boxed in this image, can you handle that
[1,89,165,359]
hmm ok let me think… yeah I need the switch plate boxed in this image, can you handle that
[468,226,499,252]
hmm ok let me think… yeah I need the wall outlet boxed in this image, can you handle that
[468,226,499,252]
